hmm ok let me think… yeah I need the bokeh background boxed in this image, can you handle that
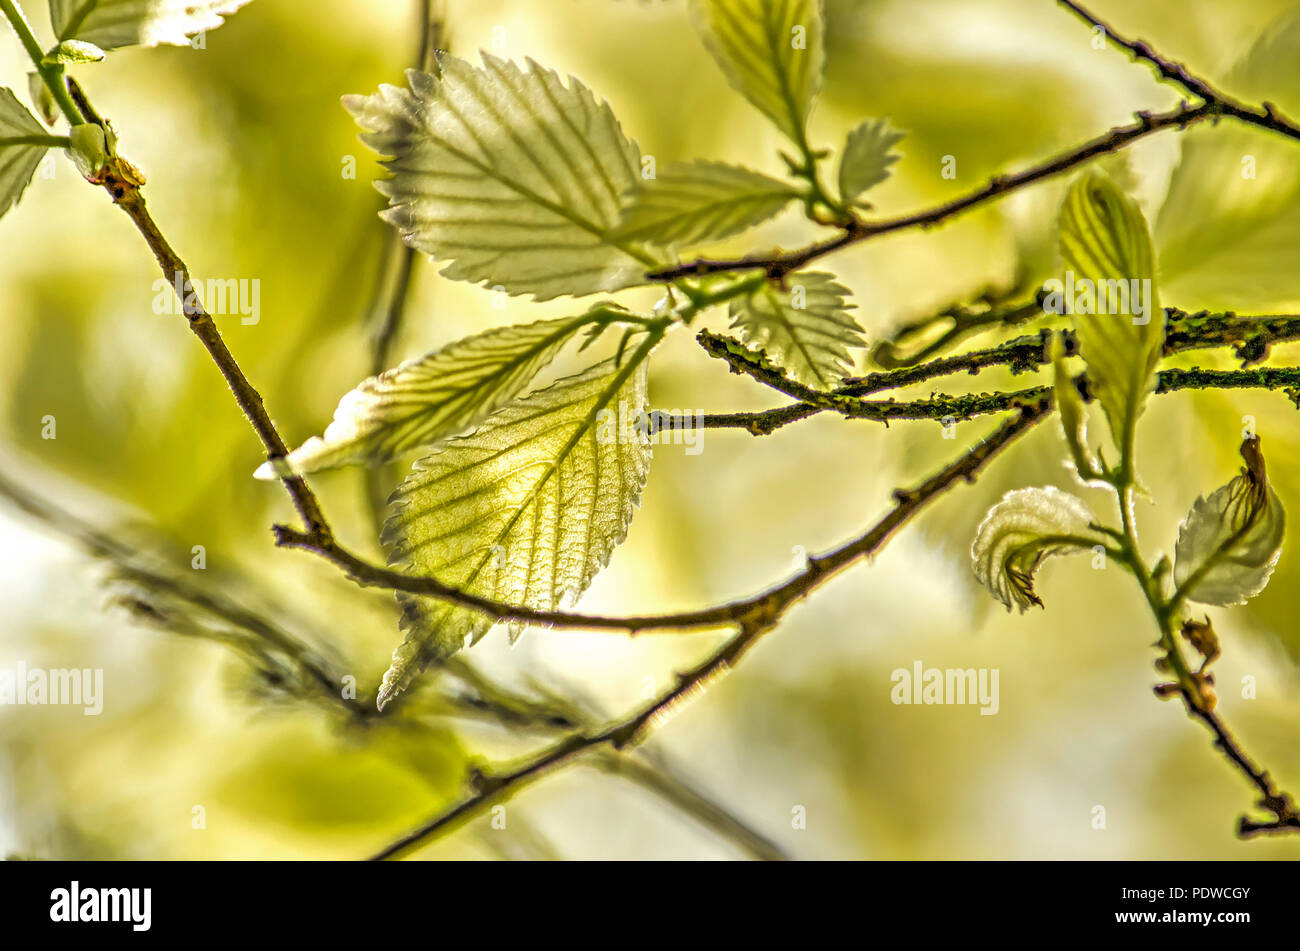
[3,0,1300,859]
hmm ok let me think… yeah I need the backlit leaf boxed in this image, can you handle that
[1056,171,1163,466]
[0,88,50,221]
[48,0,253,50]
[256,314,610,478]
[971,486,1104,613]
[1174,436,1286,606]
[344,56,654,302]
[613,161,797,246]
[837,118,904,205]
[727,271,863,388]
[691,0,825,145]
[377,354,652,709]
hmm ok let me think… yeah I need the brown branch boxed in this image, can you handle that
[689,306,1300,434]
[647,102,1214,282]
[1058,0,1300,142]
[651,2,1300,286]
[369,402,1049,859]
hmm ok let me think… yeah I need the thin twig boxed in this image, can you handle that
[368,401,1050,859]
[647,102,1213,281]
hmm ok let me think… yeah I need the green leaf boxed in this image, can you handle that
[727,271,863,388]
[26,73,56,126]
[837,118,904,205]
[66,122,109,180]
[1174,436,1286,606]
[1055,171,1163,468]
[1050,332,1101,482]
[613,161,797,246]
[344,56,653,302]
[0,88,51,221]
[256,314,611,478]
[48,0,253,50]
[378,353,653,709]
[971,486,1105,613]
[690,0,825,146]
[41,39,106,64]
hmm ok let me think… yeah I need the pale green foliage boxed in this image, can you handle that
[1174,439,1286,606]
[378,356,652,709]
[41,39,105,64]
[727,271,862,388]
[66,122,108,179]
[27,73,56,125]
[344,57,653,302]
[691,0,825,145]
[1057,171,1163,467]
[0,88,49,220]
[47,0,253,49]
[1156,9,1300,311]
[613,161,797,246]
[837,118,904,205]
[257,314,609,478]
[971,487,1104,613]
[1050,333,1100,481]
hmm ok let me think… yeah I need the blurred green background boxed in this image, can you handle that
[3,0,1300,859]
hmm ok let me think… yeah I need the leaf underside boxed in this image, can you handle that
[345,56,652,301]
[971,486,1102,613]
[0,88,50,221]
[259,315,601,477]
[1058,171,1163,457]
[377,357,651,709]
[48,0,254,49]
[690,0,825,144]
[613,160,797,247]
[727,271,863,388]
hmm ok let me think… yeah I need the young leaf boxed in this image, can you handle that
[41,39,106,64]
[1174,436,1286,606]
[255,314,611,479]
[690,0,825,146]
[1050,332,1101,482]
[48,0,253,50]
[27,74,57,126]
[0,88,51,220]
[837,118,904,205]
[1057,171,1163,467]
[613,161,797,246]
[727,271,863,388]
[344,56,653,302]
[377,354,653,710]
[971,486,1104,613]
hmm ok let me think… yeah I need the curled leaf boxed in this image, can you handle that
[1174,436,1286,606]
[971,486,1104,612]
